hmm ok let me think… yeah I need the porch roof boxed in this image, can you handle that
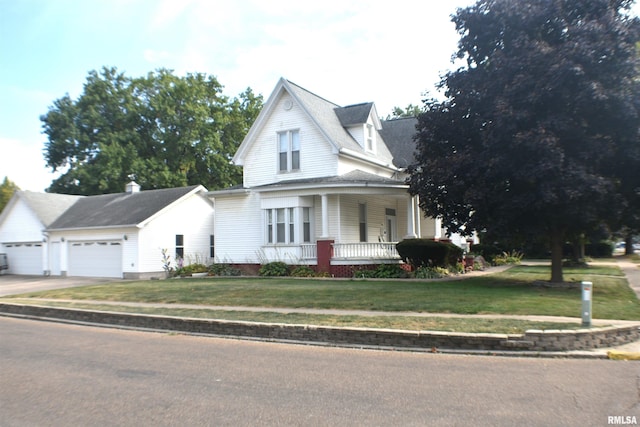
[252,170,408,192]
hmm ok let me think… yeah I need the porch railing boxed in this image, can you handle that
[300,244,317,260]
[332,242,400,260]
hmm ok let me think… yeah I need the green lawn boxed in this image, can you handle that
[5,264,639,321]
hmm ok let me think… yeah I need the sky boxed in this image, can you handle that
[2,0,638,193]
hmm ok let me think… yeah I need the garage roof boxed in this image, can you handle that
[48,185,205,230]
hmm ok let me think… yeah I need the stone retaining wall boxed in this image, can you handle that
[1,303,638,353]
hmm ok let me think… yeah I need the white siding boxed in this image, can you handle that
[0,198,45,243]
[138,193,214,272]
[243,93,338,188]
[214,192,263,263]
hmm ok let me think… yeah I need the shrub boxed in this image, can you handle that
[209,263,241,276]
[353,268,377,278]
[492,250,524,266]
[259,261,290,277]
[396,239,464,269]
[413,266,450,279]
[353,264,409,279]
[372,264,409,278]
[585,241,614,258]
[470,244,502,264]
[290,265,316,277]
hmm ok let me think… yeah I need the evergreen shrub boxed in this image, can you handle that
[396,239,463,268]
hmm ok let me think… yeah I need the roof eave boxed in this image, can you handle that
[255,181,408,193]
[338,147,401,172]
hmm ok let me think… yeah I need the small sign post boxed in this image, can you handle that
[581,281,592,327]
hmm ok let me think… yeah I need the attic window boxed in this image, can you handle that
[278,130,300,172]
[366,124,375,152]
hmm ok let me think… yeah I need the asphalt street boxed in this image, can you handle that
[1,316,638,426]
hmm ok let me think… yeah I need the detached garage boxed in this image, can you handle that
[1,183,214,279]
[0,191,81,276]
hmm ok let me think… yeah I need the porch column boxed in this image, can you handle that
[320,193,329,238]
[405,195,417,239]
[434,218,443,239]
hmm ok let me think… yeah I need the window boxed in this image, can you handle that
[303,207,311,243]
[210,235,215,258]
[265,207,308,244]
[359,203,367,242]
[366,124,375,152]
[267,210,274,243]
[278,130,300,172]
[276,208,286,243]
[288,208,295,243]
[175,234,184,259]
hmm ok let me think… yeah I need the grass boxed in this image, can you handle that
[3,264,639,326]
[2,299,591,334]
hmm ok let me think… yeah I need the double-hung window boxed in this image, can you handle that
[358,203,367,242]
[366,124,374,152]
[278,130,300,172]
[176,234,184,259]
[302,207,311,243]
[266,208,295,244]
[265,207,312,244]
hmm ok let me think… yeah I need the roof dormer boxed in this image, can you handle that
[335,102,382,153]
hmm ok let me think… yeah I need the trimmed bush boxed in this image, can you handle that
[209,263,241,276]
[290,265,316,277]
[396,239,464,268]
[259,261,290,277]
[352,264,408,279]
[413,266,450,279]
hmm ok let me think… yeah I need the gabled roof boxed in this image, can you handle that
[233,78,397,169]
[334,103,374,127]
[0,191,82,228]
[48,185,207,230]
[379,117,419,168]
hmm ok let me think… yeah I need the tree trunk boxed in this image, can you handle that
[625,233,635,256]
[550,232,564,283]
[571,234,585,262]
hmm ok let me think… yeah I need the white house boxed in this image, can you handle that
[210,78,475,276]
[0,183,214,279]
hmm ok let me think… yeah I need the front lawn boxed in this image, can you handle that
[5,265,639,320]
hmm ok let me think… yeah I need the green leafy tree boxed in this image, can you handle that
[385,104,422,120]
[41,67,263,194]
[0,177,20,212]
[408,0,640,282]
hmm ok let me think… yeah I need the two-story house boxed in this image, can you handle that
[211,78,474,276]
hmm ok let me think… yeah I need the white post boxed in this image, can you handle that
[321,194,329,238]
[405,196,417,239]
[414,195,421,238]
[581,281,592,327]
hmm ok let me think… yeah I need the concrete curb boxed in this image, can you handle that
[1,302,639,359]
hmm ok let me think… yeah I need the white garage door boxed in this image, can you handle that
[2,242,43,275]
[68,241,122,278]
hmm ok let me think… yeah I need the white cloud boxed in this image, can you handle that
[0,138,59,192]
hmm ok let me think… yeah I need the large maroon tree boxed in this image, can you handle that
[408,0,640,282]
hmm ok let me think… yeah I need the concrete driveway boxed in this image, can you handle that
[0,274,118,297]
